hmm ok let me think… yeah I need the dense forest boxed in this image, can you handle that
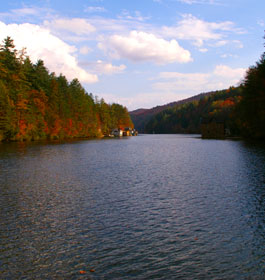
[145,86,242,135]
[130,91,218,133]
[143,39,265,139]
[0,37,133,142]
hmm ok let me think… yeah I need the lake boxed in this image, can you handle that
[0,135,265,279]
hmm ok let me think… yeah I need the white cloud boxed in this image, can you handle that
[153,65,246,93]
[43,18,96,36]
[232,40,243,48]
[209,39,243,49]
[84,6,106,13]
[89,60,126,75]
[161,14,245,47]
[98,30,192,64]
[10,8,40,16]
[0,21,98,84]
[213,65,245,79]
[99,91,185,110]
[43,16,142,42]
[155,72,209,92]
[177,0,221,5]
[214,40,228,47]
[117,10,151,22]
[0,7,53,21]
[79,46,92,55]
[199,48,208,52]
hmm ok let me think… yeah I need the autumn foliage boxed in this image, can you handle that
[144,86,243,135]
[0,37,133,142]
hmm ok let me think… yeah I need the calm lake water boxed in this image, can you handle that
[0,135,265,280]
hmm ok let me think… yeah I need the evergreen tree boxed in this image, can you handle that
[238,47,265,139]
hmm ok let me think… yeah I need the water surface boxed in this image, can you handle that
[0,135,265,279]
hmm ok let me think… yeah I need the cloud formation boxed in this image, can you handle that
[94,60,126,75]
[213,64,245,79]
[98,30,192,64]
[43,18,96,36]
[99,91,190,111]
[84,6,106,13]
[0,21,98,84]
[154,65,246,93]
[81,60,126,75]
[4,5,243,54]
[177,0,221,5]
[161,14,244,47]
[0,7,53,22]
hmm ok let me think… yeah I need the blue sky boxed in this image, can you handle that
[0,0,264,110]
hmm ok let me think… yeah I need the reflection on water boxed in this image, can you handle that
[0,135,264,279]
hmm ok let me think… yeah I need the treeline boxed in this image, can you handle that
[0,37,133,142]
[130,90,223,133]
[145,87,242,135]
[145,41,265,139]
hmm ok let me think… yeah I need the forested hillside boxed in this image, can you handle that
[130,91,219,133]
[137,38,265,139]
[145,87,242,135]
[0,37,133,142]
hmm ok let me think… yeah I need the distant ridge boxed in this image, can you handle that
[130,90,221,132]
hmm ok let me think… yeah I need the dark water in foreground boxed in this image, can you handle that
[0,135,265,280]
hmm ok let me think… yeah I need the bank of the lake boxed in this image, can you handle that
[0,135,264,279]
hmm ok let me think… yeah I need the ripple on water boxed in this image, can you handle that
[0,135,265,279]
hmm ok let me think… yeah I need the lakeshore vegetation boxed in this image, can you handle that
[0,37,133,142]
[1,36,264,142]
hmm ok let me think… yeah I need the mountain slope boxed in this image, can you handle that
[144,87,242,135]
[130,90,222,132]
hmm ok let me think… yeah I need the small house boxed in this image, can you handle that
[123,127,132,136]
[111,128,123,137]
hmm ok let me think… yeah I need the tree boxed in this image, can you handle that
[0,37,134,141]
[238,37,265,139]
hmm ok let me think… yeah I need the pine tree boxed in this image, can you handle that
[238,37,265,139]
